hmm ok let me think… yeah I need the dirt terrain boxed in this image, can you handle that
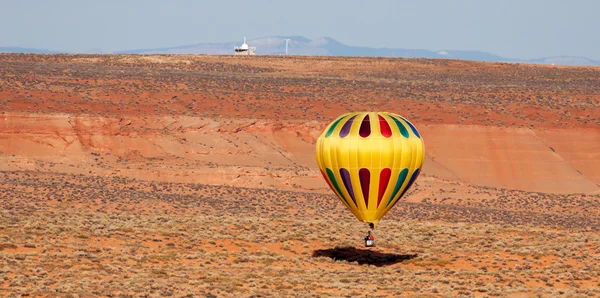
[0,54,599,297]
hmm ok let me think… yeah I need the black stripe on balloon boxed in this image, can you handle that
[388,169,420,210]
[359,114,371,138]
[339,115,357,138]
[400,116,421,138]
[359,168,370,208]
[339,168,357,206]
[324,115,347,138]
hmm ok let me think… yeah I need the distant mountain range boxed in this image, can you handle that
[0,46,59,54]
[2,36,599,66]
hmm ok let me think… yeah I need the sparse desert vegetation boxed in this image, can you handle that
[0,54,599,296]
[1,171,599,297]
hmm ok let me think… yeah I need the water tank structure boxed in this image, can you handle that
[234,37,256,55]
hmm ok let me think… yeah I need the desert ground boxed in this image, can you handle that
[0,53,599,297]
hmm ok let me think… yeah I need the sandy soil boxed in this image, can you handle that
[0,53,599,297]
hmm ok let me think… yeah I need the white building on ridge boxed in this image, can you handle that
[234,37,256,55]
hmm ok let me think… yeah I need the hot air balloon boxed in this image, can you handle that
[316,112,425,242]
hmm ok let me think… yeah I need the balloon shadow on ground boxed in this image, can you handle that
[312,246,417,267]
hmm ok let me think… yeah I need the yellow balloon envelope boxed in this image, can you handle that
[316,112,425,228]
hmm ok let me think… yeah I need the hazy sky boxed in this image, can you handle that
[1,0,598,59]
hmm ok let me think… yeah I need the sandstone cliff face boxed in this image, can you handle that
[1,113,597,194]
[419,125,599,193]
[0,113,319,190]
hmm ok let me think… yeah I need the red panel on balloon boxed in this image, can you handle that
[377,168,392,207]
[378,115,392,138]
